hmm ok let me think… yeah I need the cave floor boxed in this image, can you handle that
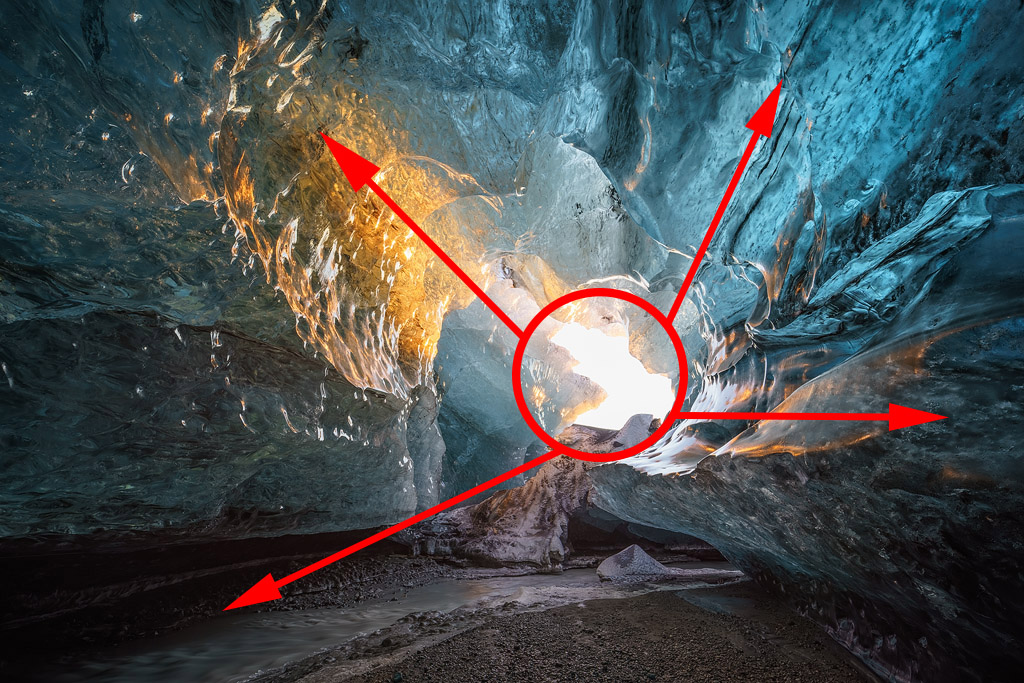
[281,581,878,683]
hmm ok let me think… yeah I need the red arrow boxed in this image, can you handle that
[224,449,559,610]
[320,133,524,338]
[674,403,946,432]
[667,80,783,322]
[225,134,548,611]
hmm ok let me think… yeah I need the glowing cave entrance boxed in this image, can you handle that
[551,322,675,430]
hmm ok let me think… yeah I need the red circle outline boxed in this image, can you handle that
[512,288,688,463]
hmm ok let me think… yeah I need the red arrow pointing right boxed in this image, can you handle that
[674,403,946,432]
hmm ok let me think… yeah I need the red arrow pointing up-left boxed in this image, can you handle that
[319,133,524,339]
[321,135,380,192]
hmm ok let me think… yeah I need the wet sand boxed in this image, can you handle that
[294,581,878,683]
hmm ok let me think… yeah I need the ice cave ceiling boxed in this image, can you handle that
[1,0,1023,681]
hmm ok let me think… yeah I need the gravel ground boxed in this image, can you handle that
[300,581,878,683]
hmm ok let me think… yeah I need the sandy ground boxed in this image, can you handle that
[285,581,878,683]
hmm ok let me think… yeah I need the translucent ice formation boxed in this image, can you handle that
[2,1,1023,680]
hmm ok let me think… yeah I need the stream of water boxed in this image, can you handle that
[50,562,735,682]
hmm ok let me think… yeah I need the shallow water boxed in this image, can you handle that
[51,563,735,682]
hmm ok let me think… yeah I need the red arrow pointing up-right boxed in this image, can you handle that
[667,79,784,322]
[745,80,783,138]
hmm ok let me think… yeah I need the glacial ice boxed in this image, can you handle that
[2,1,1023,681]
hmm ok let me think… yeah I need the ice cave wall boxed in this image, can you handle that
[2,1,1024,680]
[593,184,1024,682]
[0,0,676,534]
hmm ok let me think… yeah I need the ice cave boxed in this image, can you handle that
[1,1,1022,681]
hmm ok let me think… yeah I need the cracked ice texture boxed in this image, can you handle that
[1,1,1024,680]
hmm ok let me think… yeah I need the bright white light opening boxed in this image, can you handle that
[551,322,674,430]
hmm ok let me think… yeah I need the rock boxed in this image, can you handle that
[556,414,657,454]
[610,414,656,449]
[596,545,672,582]
[401,455,591,569]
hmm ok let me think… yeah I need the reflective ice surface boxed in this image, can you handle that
[2,1,1023,680]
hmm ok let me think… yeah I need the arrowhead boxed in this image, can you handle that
[223,573,282,611]
[745,80,783,138]
[888,403,947,431]
[320,133,380,192]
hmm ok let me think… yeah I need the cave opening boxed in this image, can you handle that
[550,320,674,430]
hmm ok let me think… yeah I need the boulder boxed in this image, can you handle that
[596,544,672,581]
